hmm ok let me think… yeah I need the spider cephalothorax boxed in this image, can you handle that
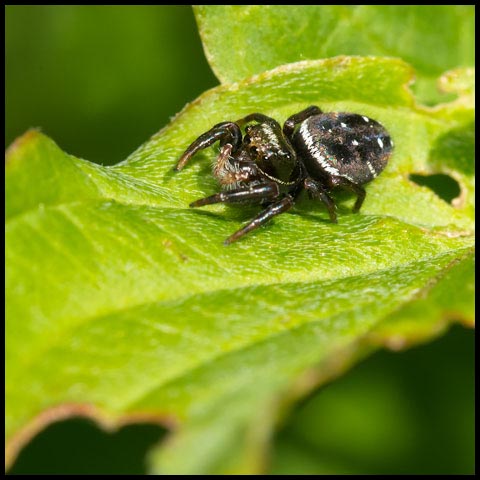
[174,106,393,245]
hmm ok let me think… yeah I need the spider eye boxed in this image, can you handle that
[249,145,258,155]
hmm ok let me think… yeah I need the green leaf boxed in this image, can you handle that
[195,5,474,104]
[6,57,474,474]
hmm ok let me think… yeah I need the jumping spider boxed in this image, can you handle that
[174,106,393,245]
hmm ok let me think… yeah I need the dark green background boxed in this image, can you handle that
[5,5,217,165]
[5,6,474,475]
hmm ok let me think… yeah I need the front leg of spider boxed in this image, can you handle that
[190,182,280,208]
[174,121,242,171]
[192,181,290,245]
[224,195,295,245]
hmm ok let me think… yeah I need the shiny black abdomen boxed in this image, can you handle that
[293,112,393,186]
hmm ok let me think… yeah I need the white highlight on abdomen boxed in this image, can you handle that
[299,121,340,177]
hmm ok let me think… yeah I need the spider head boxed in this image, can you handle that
[244,123,296,181]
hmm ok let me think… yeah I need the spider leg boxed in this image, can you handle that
[174,121,242,171]
[337,179,366,213]
[224,195,294,245]
[190,182,280,207]
[303,177,337,223]
[235,112,281,130]
[283,106,323,140]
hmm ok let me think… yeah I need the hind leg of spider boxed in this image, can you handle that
[224,195,294,245]
[190,182,280,208]
[337,179,366,213]
[303,178,337,223]
[174,121,242,171]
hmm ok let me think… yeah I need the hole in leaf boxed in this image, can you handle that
[7,417,167,475]
[409,173,460,204]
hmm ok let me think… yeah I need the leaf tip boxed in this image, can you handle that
[5,128,43,165]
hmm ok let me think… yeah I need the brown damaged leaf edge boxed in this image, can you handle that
[5,129,42,165]
[5,403,178,472]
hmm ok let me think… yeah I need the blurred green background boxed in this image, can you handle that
[5,5,218,165]
[5,5,474,475]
